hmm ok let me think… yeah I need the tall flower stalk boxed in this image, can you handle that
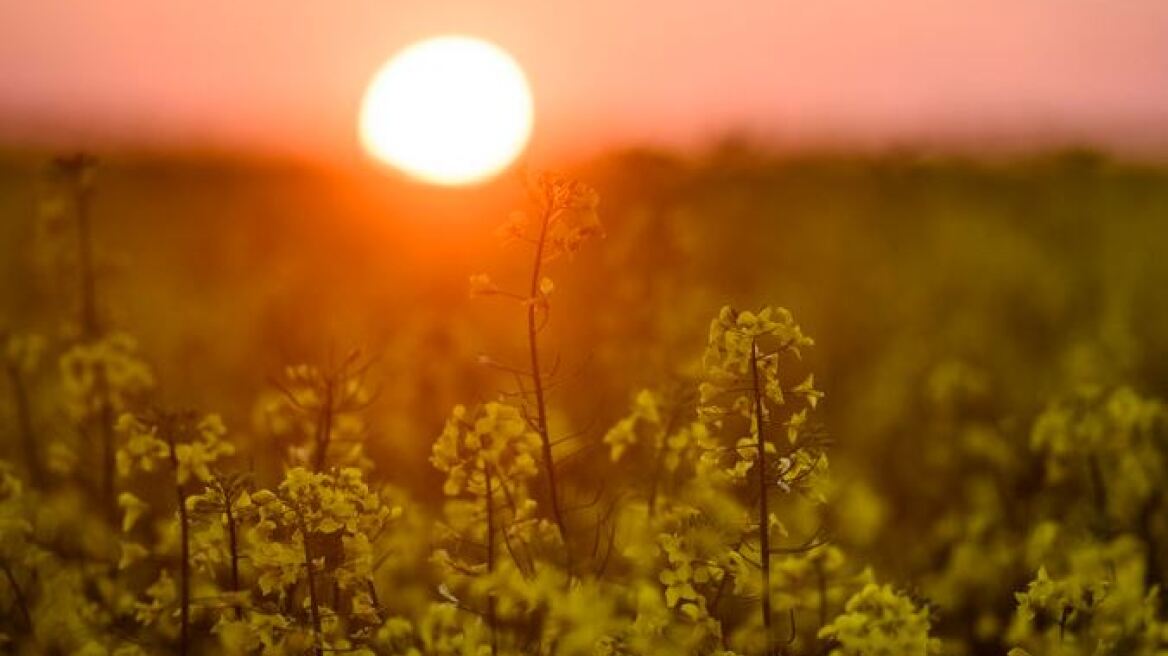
[116,410,234,655]
[2,334,45,487]
[468,172,602,565]
[698,306,825,654]
[525,192,569,551]
[52,154,119,517]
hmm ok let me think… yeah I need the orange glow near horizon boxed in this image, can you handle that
[358,36,533,185]
[2,2,1168,161]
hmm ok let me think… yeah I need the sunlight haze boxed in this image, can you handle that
[2,1,1167,162]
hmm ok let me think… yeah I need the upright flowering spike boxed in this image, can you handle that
[819,583,941,656]
[697,305,827,653]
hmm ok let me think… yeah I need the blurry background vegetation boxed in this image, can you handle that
[1,145,1166,646]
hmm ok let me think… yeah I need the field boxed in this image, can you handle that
[1,147,1166,655]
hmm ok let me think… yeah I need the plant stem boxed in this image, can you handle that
[815,558,828,628]
[223,487,242,618]
[1087,454,1111,537]
[312,378,335,473]
[74,173,98,339]
[1139,493,1165,606]
[0,560,32,632]
[97,367,115,522]
[299,514,324,656]
[749,340,774,654]
[526,202,570,559]
[647,407,681,518]
[176,483,190,656]
[166,433,191,656]
[367,580,382,614]
[485,466,499,656]
[6,365,41,488]
[70,168,118,519]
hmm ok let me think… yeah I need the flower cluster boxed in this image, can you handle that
[818,583,941,656]
[432,402,542,498]
[698,306,824,484]
[116,411,234,484]
[260,352,377,472]
[2,332,46,376]
[59,332,154,422]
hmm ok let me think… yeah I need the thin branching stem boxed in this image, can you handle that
[223,483,242,618]
[815,558,828,628]
[65,157,117,519]
[1139,492,1165,605]
[750,339,775,654]
[494,469,536,577]
[96,370,115,521]
[647,405,682,517]
[165,428,191,656]
[6,364,41,488]
[312,377,335,473]
[299,512,324,656]
[1087,454,1112,537]
[485,465,499,656]
[73,164,98,339]
[0,560,32,633]
[526,198,570,564]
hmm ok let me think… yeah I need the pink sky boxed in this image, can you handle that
[2,1,1167,163]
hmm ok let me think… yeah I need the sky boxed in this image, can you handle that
[2,1,1167,164]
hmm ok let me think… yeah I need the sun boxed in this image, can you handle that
[358,36,534,186]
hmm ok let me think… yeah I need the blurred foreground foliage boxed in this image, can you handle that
[0,147,1166,654]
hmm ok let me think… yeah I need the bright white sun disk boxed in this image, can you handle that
[359,36,534,186]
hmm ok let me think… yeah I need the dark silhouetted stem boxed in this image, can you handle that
[1,560,32,632]
[527,201,569,561]
[97,368,115,522]
[166,433,191,656]
[223,488,242,619]
[1087,454,1111,537]
[485,466,499,656]
[312,380,334,473]
[367,580,382,613]
[69,167,117,519]
[750,340,774,653]
[74,176,98,339]
[816,559,828,628]
[647,407,681,517]
[299,514,324,656]
[1139,493,1165,606]
[6,365,41,488]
